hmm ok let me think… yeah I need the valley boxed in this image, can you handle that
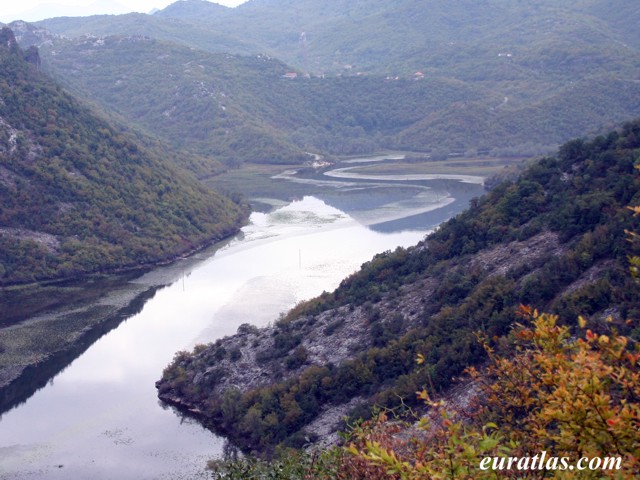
[0,155,483,478]
[8,0,640,169]
[0,0,639,477]
[159,120,640,461]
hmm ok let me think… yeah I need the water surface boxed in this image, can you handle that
[0,157,485,478]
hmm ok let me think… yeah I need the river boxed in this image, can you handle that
[0,156,484,479]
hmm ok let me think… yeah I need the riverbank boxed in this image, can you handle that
[0,205,249,289]
[0,154,489,478]
[0,228,244,414]
[154,228,568,455]
[0,153,495,416]
[0,282,158,412]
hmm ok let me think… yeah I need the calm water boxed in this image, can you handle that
[0,158,484,479]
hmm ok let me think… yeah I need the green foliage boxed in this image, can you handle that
[208,447,363,479]
[23,0,640,158]
[348,308,640,479]
[0,28,245,284]
[159,120,640,455]
[35,34,487,163]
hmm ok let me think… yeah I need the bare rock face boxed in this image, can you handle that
[8,20,62,49]
[0,26,42,69]
[156,227,582,447]
[470,230,563,278]
[0,228,60,253]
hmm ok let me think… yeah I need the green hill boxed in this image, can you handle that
[24,31,487,163]
[41,0,639,77]
[0,27,245,284]
[157,119,640,455]
[15,28,640,164]
[18,0,640,160]
[31,34,313,165]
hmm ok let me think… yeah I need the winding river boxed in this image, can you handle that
[0,156,484,479]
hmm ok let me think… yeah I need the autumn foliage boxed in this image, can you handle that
[347,305,640,479]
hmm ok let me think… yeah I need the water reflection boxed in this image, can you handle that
[0,156,485,478]
[0,286,159,414]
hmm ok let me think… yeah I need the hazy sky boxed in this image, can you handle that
[0,0,247,24]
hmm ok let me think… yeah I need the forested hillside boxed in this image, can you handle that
[158,119,640,455]
[0,28,245,284]
[38,0,640,76]
[15,0,640,162]
[28,34,317,165]
[26,31,490,164]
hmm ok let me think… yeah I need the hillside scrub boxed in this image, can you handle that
[158,120,640,456]
[348,306,640,479]
[0,28,246,284]
[206,306,640,479]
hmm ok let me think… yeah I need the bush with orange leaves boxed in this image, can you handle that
[347,305,640,479]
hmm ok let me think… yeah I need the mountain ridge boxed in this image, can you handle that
[16,0,640,162]
[0,27,245,284]
[33,0,640,76]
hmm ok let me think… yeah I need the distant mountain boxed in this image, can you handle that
[153,0,231,22]
[0,27,244,284]
[155,0,640,76]
[35,0,640,76]
[35,12,257,56]
[18,0,640,159]
[30,34,317,164]
[15,27,486,163]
